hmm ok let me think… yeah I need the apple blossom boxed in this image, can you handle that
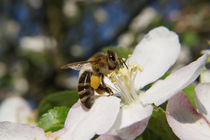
[0,97,53,140]
[0,96,36,125]
[52,26,208,140]
[0,121,48,140]
[166,83,210,140]
[97,27,208,140]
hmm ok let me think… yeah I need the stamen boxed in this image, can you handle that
[136,64,143,72]
[27,116,36,124]
[45,132,52,136]
[112,74,130,103]
[45,131,59,140]
[122,58,126,62]
[108,61,143,104]
[48,137,59,140]
[129,61,136,67]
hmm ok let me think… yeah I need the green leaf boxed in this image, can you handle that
[142,129,162,140]
[160,72,170,80]
[146,72,170,90]
[182,84,196,109]
[102,47,132,59]
[38,106,69,132]
[182,31,199,46]
[135,135,143,140]
[0,74,13,89]
[144,107,179,140]
[38,90,78,118]
[207,57,210,63]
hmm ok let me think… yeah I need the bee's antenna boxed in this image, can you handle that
[60,64,69,69]
[119,58,128,69]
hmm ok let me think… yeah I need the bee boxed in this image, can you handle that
[61,50,123,109]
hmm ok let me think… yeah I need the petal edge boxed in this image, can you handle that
[141,54,208,106]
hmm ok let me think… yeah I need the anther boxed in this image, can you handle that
[136,64,143,72]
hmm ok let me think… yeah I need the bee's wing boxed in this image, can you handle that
[61,61,94,71]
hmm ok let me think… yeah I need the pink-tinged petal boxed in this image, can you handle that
[59,96,120,140]
[115,117,150,140]
[141,54,208,106]
[49,128,66,139]
[195,83,210,122]
[166,92,210,140]
[97,135,122,140]
[0,121,47,140]
[108,103,153,140]
[127,26,181,90]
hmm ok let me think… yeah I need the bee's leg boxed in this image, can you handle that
[104,86,114,96]
[96,84,114,96]
[96,74,114,96]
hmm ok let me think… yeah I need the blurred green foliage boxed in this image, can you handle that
[103,47,132,59]
[182,31,199,47]
[143,107,179,140]
[38,90,78,118]
[183,84,196,109]
[0,74,13,89]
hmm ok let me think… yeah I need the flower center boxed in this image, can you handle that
[109,60,143,105]
[45,132,59,140]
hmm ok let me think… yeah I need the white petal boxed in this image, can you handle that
[201,49,210,56]
[108,102,153,139]
[0,96,35,124]
[141,54,208,106]
[0,121,47,140]
[104,76,119,94]
[59,96,120,140]
[49,128,66,139]
[195,83,210,122]
[127,26,181,89]
[200,69,210,83]
[117,103,153,129]
[166,92,210,140]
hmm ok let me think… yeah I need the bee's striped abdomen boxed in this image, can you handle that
[78,70,95,109]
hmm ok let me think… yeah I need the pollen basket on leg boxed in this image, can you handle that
[90,75,100,89]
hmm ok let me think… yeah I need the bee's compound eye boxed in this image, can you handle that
[109,52,115,61]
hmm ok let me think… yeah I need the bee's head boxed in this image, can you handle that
[106,50,120,71]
